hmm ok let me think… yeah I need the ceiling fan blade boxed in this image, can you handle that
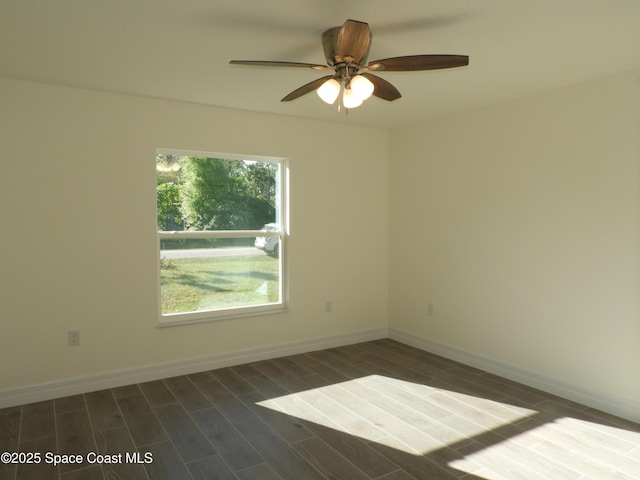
[336,19,371,64]
[360,73,401,101]
[367,54,469,72]
[281,75,335,102]
[230,60,330,71]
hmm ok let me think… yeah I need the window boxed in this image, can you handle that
[156,150,287,326]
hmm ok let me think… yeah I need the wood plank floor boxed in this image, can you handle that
[2,339,640,479]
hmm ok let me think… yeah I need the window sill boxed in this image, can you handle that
[156,305,288,328]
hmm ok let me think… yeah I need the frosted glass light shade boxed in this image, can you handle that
[317,78,341,104]
[350,75,374,100]
[343,87,363,108]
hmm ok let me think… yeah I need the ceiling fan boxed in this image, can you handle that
[230,19,469,110]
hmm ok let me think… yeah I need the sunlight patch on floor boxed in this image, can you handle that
[449,416,640,479]
[256,374,537,456]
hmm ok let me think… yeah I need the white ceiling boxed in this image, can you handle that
[2,0,640,129]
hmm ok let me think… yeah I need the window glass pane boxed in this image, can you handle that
[156,155,279,232]
[156,151,285,321]
[160,238,280,315]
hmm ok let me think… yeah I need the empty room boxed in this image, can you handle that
[1,1,640,479]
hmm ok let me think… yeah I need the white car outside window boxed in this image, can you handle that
[254,223,280,256]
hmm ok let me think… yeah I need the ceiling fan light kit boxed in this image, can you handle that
[316,74,373,107]
[230,19,468,112]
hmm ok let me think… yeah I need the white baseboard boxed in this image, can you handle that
[389,328,640,423]
[6,326,638,423]
[0,327,388,409]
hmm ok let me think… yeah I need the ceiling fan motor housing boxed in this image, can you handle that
[322,26,371,68]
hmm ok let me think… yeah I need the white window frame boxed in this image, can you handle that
[156,149,288,327]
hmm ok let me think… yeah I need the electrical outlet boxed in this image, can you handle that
[325,300,333,313]
[67,330,80,347]
[428,303,434,317]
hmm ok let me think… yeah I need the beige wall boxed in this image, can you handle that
[389,69,640,404]
[0,78,389,390]
[3,68,640,412]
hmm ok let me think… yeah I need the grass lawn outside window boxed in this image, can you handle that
[160,251,280,314]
